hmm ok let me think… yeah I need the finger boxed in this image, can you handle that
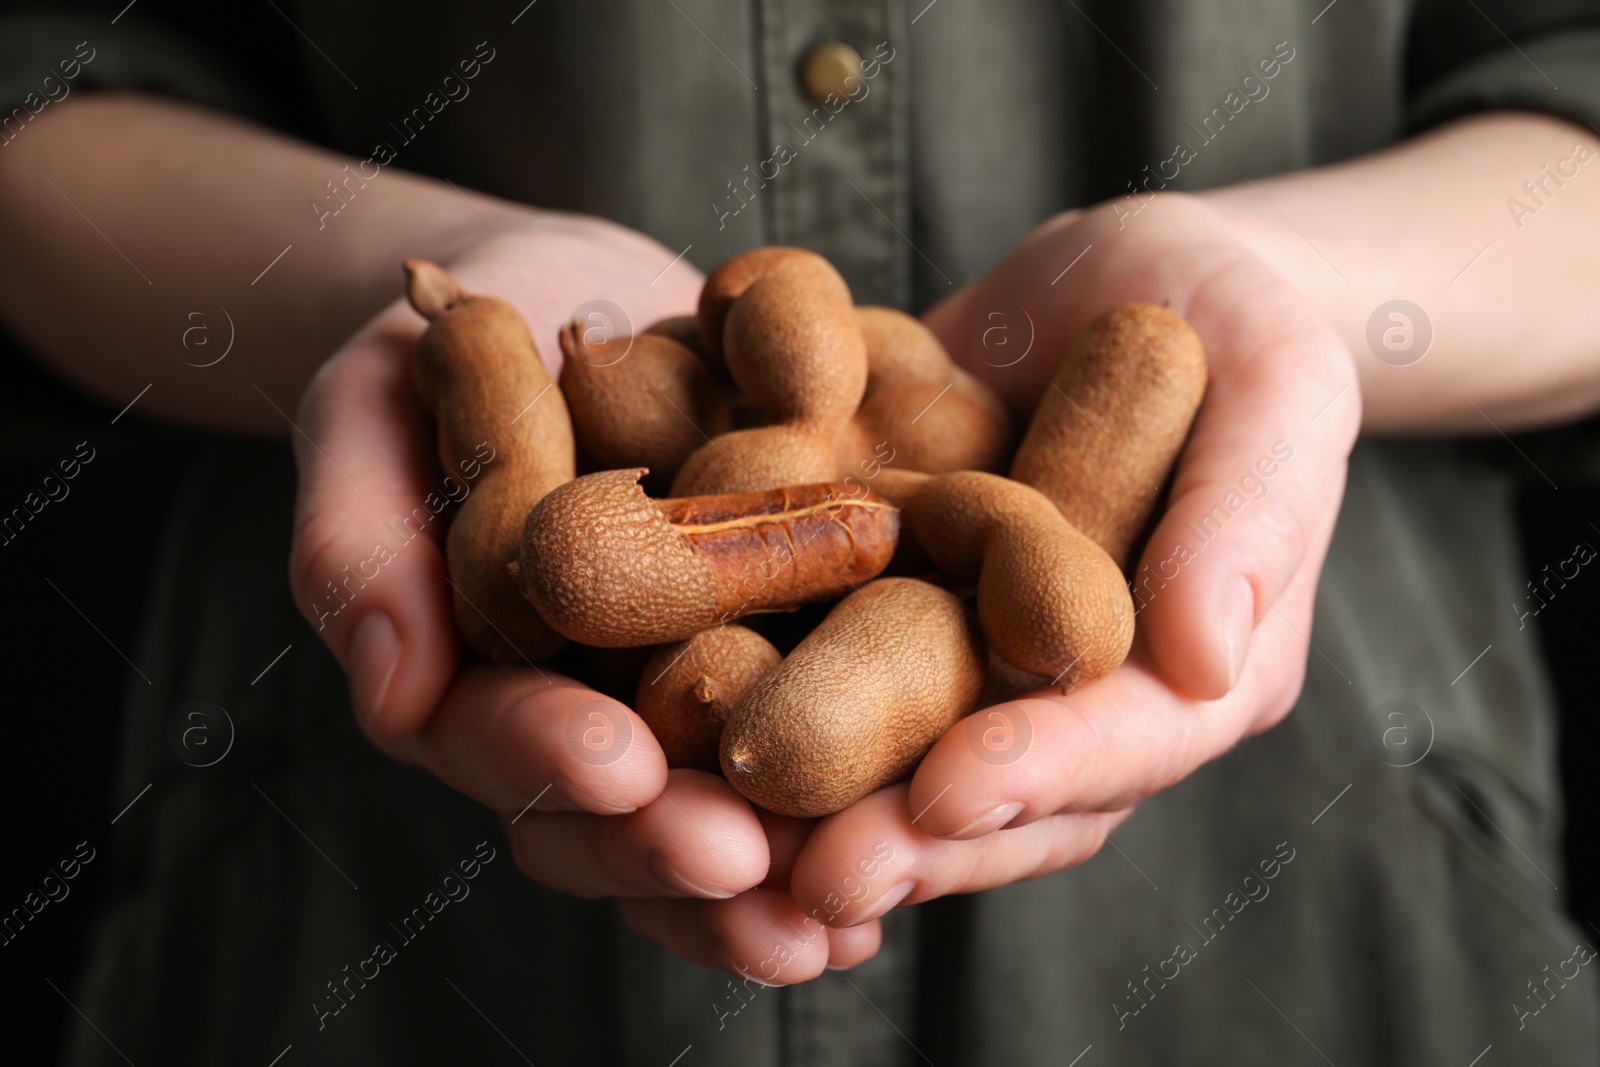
[791,785,1128,928]
[825,921,883,971]
[417,664,668,815]
[907,557,1322,839]
[1134,246,1357,699]
[288,302,457,738]
[618,889,834,985]
[755,808,817,890]
[506,770,767,899]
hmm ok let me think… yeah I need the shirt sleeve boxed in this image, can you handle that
[0,8,293,131]
[1407,1,1600,133]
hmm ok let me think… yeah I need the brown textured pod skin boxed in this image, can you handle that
[558,322,732,490]
[836,307,1013,477]
[403,260,573,663]
[636,626,782,771]
[696,246,850,364]
[517,469,900,647]
[1011,302,1207,567]
[721,578,985,818]
[644,314,714,362]
[981,647,1051,706]
[672,424,839,496]
[899,470,1135,689]
[673,257,867,496]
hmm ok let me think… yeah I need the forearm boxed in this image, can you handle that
[1203,111,1600,434]
[0,94,535,434]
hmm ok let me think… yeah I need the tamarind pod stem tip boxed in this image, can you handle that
[403,259,466,320]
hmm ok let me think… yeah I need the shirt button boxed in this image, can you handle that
[800,41,864,103]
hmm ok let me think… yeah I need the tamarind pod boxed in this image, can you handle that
[635,626,782,772]
[696,246,851,364]
[837,307,1013,476]
[643,314,715,362]
[720,578,985,819]
[558,322,732,488]
[858,466,932,508]
[403,259,573,663]
[1011,302,1207,568]
[669,424,838,497]
[672,259,868,496]
[722,272,867,429]
[901,471,1134,689]
[981,646,1052,705]
[516,469,900,647]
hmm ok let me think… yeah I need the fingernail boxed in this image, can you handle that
[349,612,401,731]
[941,801,1025,841]
[650,851,737,899]
[1220,578,1256,690]
[847,880,915,926]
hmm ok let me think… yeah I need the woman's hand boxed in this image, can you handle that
[782,193,1359,934]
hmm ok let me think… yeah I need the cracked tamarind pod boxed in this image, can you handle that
[1011,302,1208,568]
[515,469,899,647]
[720,577,986,818]
[403,259,573,662]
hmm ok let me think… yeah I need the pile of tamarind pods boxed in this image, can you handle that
[402,248,1207,819]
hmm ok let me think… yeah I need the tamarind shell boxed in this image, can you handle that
[517,469,900,647]
[671,255,867,497]
[900,471,1135,689]
[635,626,781,771]
[1012,302,1207,568]
[404,259,574,663]
[643,314,715,363]
[838,307,1013,477]
[558,323,732,490]
[721,577,985,819]
[669,424,838,497]
[696,246,850,364]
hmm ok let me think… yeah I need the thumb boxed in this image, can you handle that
[287,301,459,738]
[1134,257,1358,699]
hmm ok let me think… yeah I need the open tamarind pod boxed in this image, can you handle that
[721,577,985,818]
[896,469,1135,689]
[557,322,732,491]
[672,255,867,495]
[403,259,572,663]
[836,307,1013,476]
[1011,303,1207,568]
[636,626,782,771]
[696,246,851,365]
[516,469,899,647]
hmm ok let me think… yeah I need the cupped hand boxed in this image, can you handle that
[287,213,856,959]
[780,193,1359,933]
